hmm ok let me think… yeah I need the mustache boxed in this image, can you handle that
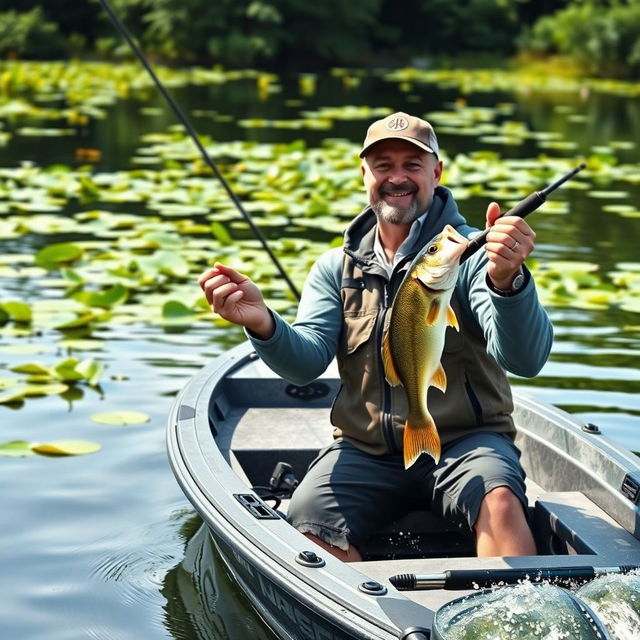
[380,183,417,195]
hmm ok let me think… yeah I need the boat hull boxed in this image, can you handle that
[168,341,640,639]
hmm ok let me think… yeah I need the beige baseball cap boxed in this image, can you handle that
[359,111,439,158]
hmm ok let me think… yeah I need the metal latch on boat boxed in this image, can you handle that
[621,472,640,504]
[234,493,281,519]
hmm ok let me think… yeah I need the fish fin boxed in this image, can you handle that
[425,298,441,326]
[403,417,441,469]
[381,330,402,387]
[431,362,447,393]
[446,305,459,330]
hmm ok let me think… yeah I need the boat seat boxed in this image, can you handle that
[533,490,639,558]
[223,406,334,488]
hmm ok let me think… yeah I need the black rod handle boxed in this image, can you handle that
[459,162,586,263]
[443,566,596,590]
[390,564,639,591]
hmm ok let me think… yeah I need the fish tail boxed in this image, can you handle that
[403,415,441,469]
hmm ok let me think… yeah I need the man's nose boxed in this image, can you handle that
[386,166,408,183]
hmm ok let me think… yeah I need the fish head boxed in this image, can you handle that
[412,225,469,290]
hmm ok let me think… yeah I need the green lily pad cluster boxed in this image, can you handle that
[0,138,637,346]
[380,66,640,99]
[1,60,639,462]
[0,357,103,406]
[532,260,640,313]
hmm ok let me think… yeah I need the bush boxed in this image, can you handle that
[0,7,66,58]
[519,1,640,78]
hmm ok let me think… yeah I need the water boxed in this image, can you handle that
[1,66,639,639]
[578,573,640,640]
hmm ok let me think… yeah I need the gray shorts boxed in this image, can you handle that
[287,431,528,552]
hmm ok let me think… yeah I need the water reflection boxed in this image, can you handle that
[161,519,278,640]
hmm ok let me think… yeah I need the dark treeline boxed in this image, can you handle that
[1,0,639,78]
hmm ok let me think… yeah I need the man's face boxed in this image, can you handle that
[361,139,442,225]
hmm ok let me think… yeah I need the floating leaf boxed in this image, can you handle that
[0,440,34,457]
[10,362,52,376]
[73,284,128,309]
[0,384,28,404]
[90,411,151,425]
[53,358,86,382]
[162,300,196,324]
[210,221,233,245]
[35,242,84,269]
[75,358,104,387]
[23,383,69,397]
[31,440,101,456]
[0,301,32,323]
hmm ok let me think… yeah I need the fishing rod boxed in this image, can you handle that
[459,162,586,263]
[97,0,301,301]
[390,563,639,591]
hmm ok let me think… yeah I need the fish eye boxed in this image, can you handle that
[427,244,438,254]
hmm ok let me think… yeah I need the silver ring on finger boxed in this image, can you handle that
[512,240,520,252]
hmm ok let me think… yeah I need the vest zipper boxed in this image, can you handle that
[464,373,483,426]
[376,281,399,454]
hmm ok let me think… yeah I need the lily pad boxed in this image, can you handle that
[31,440,102,456]
[90,411,151,426]
[35,243,84,269]
[162,300,196,324]
[0,301,32,323]
[0,440,35,457]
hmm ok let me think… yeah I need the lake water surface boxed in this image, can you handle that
[1,65,639,639]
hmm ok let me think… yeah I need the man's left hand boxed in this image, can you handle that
[483,201,535,290]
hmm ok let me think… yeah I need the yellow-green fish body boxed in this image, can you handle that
[381,224,469,469]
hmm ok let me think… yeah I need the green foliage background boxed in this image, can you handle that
[0,1,639,77]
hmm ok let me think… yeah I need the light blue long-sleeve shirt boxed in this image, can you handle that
[248,187,553,386]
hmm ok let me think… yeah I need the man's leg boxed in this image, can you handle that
[426,432,536,557]
[287,439,409,563]
[303,532,362,562]
[474,486,537,556]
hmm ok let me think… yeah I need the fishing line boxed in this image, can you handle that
[97,0,301,300]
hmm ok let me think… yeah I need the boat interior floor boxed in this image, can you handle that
[215,404,639,605]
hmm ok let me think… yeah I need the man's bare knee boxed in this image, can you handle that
[302,532,362,563]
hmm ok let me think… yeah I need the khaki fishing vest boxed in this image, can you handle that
[330,254,515,456]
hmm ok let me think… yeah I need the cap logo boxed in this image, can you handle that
[385,116,409,131]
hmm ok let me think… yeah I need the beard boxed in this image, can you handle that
[370,187,425,225]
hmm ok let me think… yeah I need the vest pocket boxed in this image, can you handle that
[341,311,378,355]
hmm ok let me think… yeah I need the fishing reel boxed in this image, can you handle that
[252,462,300,511]
[269,461,299,497]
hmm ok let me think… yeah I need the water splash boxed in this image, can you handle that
[577,572,640,640]
[434,582,606,639]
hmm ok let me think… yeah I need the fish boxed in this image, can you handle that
[381,224,469,469]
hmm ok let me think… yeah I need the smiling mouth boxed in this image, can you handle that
[382,189,416,198]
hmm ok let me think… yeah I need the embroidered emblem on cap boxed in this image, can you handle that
[385,116,409,131]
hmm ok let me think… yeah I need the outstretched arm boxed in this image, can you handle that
[198,263,275,340]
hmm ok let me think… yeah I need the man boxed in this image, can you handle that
[199,112,552,562]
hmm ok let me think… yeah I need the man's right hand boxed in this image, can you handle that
[198,263,275,340]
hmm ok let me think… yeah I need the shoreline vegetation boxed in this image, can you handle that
[1,1,640,80]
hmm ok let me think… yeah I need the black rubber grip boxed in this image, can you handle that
[389,573,416,590]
